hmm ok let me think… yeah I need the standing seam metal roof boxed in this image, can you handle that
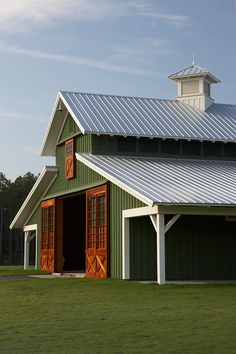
[168,65,220,83]
[60,91,236,142]
[76,153,236,206]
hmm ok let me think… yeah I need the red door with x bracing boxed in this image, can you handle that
[86,185,109,278]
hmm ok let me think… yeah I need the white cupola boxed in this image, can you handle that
[168,63,220,111]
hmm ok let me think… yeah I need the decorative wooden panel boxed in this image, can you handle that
[86,185,109,278]
[65,138,75,179]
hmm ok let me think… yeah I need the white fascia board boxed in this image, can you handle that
[24,168,58,227]
[10,166,58,230]
[40,92,87,157]
[40,94,61,156]
[75,153,153,206]
[59,92,86,135]
[122,206,158,218]
[156,204,236,215]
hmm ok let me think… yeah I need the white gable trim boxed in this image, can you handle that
[40,92,86,157]
[10,166,58,229]
[59,92,86,135]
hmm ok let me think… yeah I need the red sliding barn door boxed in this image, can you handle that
[40,199,63,273]
[86,185,109,278]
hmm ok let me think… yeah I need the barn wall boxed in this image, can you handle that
[57,113,81,143]
[166,215,236,280]
[130,217,157,280]
[109,184,146,278]
[45,140,105,198]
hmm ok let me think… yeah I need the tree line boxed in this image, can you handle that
[0,172,37,265]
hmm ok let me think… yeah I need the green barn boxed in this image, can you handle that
[10,64,236,284]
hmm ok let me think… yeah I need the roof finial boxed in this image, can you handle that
[192,53,195,66]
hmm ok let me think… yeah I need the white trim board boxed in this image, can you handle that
[10,166,58,229]
[76,153,152,206]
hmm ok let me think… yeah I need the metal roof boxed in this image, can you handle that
[10,166,58,229]
[61,91,236,139]
[76,153,236,207]
[41,91,236,156]
[168,65,220,83]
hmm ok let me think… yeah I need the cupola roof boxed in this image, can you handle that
[168,64,220,84]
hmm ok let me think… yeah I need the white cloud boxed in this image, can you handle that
[0,111,46,124]
[150,13,189,28]
[128,0,189,28]
[0,0,125,34]
[0,0,189,34]
[0,41,162,77]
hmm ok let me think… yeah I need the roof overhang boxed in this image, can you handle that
[76,153,236,207]
[10,166,58,229]
[40,92,85,157]
[168,65,221,84]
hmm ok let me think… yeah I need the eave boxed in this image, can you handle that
[10,166,58,229]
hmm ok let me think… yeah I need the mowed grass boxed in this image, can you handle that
[0,266,49,276]
[1,269,236,353]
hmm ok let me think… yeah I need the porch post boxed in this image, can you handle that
[122,216,130,279]
[156,213,165,285]
[24,232,29,270]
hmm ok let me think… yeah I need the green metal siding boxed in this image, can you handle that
[166,215,236,280]
[130,217,157,280]
[57,113,80,143]
[45,160,106,198]
[77,134,92,154]
[27,206,41,226]
[92,135,117,154]
[109,184,146,278]
[45,135,104,198]
[91,135,236,161]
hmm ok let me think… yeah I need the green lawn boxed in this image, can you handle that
[0,266,49,276]
[1,268,236,353]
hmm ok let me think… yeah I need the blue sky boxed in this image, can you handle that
[1,0,236,180]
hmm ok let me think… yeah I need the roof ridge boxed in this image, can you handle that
[60,90,172,102]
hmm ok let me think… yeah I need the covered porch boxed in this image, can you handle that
[122,205,236,284]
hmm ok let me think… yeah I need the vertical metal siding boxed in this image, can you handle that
[58,114,80,143]
[45,134,105,197]
[165,215,236,280]
[130,217,157,280]
[110,184,145,278]
[77,134,92,154]
[92,135,117,154]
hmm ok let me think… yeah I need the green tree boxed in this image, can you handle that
[0,172,11,193]
[0,171,38,265]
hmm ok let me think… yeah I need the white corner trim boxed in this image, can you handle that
[76,153,153,206]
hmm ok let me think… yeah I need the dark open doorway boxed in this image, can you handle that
[62,193,86,271]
